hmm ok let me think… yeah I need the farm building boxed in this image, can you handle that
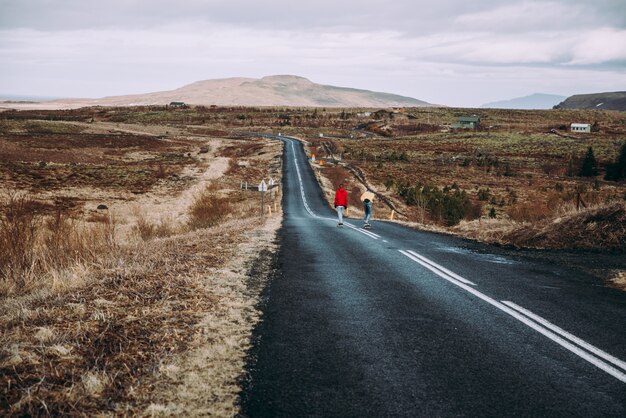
[452,115,481,129]
[571,123,591,133]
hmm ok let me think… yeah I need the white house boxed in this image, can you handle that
[571,123,591,133]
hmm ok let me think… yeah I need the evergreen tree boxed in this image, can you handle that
[578,146,598,177]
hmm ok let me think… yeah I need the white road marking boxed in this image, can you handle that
[290,141,319,219]
[345,223,380,239]
[403,250,476,285]
[399,249,626,383]
[288,139,380,240]
[285,132,626,384]
[502,301,626,373]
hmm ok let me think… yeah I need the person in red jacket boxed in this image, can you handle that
[334,183,348,227]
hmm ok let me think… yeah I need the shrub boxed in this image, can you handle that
[477,188,490,201]
[394,182,474,226]
[188,190,231,230]
[579,146,598,177]
[0,194,118,294]
[503,163,516,177]
[442,189,473,226]
[542,162,561,176]
[154,164,168,179]
[0,194,40,288]
[134,216,176,240]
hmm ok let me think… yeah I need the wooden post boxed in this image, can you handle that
[267,205,272,216]
[389,210,395,220]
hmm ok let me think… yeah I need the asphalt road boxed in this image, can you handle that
[241,135,626,417]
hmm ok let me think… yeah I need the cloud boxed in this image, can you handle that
[568,28,626,64]
[3,0,624,33]
[0,0,624,106]
[454,1,588,31]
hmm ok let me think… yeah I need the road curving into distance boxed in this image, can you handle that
[241,134,626,417]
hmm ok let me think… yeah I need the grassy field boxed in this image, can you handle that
[294,107,626,252]
[0,108,283,415]
[0,104,624,414]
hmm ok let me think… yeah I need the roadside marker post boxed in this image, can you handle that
[258,179,268,216]
[268,177,275,201]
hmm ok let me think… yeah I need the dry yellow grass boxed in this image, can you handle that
[0,121,284,415]
[0,218,275,415]
[611,271,626,291]
[139,216,281,417]
[452,201,626,251]
[307,144,626,253]
[0,193,119,296]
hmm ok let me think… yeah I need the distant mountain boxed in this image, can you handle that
[481,93,566,109]
[4,75,431,109]
[553,92,626,111]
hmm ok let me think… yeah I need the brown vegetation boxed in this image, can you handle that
[611,271,626,291]
[1,193,117,295]
[1,103,624,414]
[0,218,272,415]
[505,202,626,251]
[455,202,626,252]
[0,108,283,415]
[188,189,232,230]
[297,107,626,251]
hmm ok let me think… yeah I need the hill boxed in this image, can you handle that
[2,75,431,109]
[553,91,626,111]
[481,93,566,109]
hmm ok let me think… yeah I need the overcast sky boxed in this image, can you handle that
[1,0,625,107]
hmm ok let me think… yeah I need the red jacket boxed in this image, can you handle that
[334,187,348,208]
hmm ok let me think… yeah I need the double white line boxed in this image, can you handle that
[400,249,626,383]
[401,249,476,285]
[345,223,380,240]
[502,301,626,382]
[287,133,626,383]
